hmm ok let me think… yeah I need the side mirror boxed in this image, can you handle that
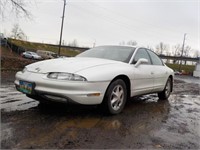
[135,58,148,67]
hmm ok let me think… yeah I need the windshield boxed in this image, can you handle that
[77,46,135,63]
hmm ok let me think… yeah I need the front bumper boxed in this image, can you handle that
[15,71,110,105]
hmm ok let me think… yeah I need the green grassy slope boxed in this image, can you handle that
[9,39,80,57]
[2,39,196,73]
[166,63,195,73]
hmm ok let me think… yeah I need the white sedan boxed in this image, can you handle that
[15,46,174,114]
[22,51,42,60]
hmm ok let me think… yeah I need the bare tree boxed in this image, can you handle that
[127,40,137,46]
[183,45,191,57]
[0,0,31,19]
[165,49,171,56]
[181,45,191,65]
[156,42,168,55]
[69,39,78,47]
[171,44,182,64]
[119,40,137,46]
[10,24,26,40]
[146,45,154,51]
[119,41,125,46]
[172,44,181,56]
[193,50,200,58]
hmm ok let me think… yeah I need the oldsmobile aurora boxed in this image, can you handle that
[15,46,174,114]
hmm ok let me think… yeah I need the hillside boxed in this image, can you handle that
[166,63,195,74]
[1,39,195,74]
[9,39,84,57]
[1,46,37,71]
[1,46,20,58]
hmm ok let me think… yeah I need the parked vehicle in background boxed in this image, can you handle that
[0,33,7,46]
[22,51,42,60]
[174,70,182,75]
[15,46,174,115]
[36,50,58,59]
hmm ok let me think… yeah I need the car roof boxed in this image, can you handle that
[26,51,37,54]
[98,45,137,48]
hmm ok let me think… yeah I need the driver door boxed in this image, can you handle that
[131,48,154,96]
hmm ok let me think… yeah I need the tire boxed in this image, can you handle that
[158,78,172,100]
[103,79,127,115]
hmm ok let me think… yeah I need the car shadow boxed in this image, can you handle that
[35,94,170,119]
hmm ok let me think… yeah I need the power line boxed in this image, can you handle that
[85,0,185,36]
[69,3,183,44]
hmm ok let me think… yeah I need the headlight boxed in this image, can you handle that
[47,72,87,81]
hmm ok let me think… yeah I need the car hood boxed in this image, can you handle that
[26,57,122,74]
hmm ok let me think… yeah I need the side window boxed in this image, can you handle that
[147,50,163,66]
[132,48,151,64]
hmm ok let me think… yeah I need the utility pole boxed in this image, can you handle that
[58,0,66,56]
[178,33,187,72]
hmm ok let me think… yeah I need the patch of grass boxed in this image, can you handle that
[166,63,195,73]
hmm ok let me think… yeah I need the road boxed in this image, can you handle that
[1,72,200,149]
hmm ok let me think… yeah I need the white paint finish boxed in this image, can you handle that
[152,65,169,92]
[15,46,174,105]
[26,57,119,74]
[131,64,154,96]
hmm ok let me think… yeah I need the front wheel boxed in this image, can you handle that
[158,78,172,100]
[103,79,127,115]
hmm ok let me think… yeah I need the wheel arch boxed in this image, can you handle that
[104,74,131,100]
[101,74,131,114]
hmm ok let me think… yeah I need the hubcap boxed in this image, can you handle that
[110,85,124,111]
[165,80,171,97]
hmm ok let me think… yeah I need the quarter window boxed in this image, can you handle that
[147,50,163,66]
[132,48,151,64]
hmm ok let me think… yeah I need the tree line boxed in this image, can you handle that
[1,1,199,58]
[4,23,199,59]
[119,40,199,59]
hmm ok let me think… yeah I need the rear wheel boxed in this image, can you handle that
[103,79,127,115]
[158,78,172,100]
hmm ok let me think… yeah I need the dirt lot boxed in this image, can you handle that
[1,72,200,149]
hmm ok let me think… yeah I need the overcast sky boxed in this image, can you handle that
[1,0,200,52]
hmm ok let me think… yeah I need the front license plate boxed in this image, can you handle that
[19,81,34,94]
